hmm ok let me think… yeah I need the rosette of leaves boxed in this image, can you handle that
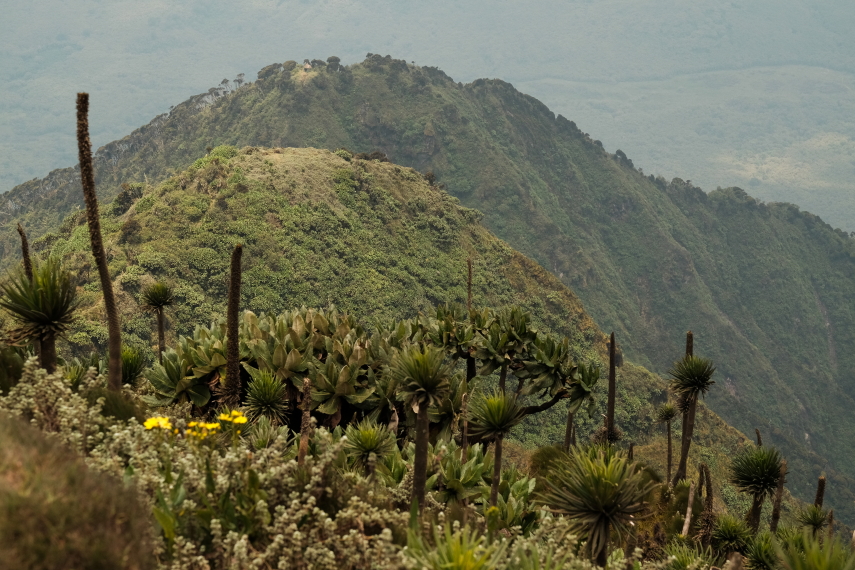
[537,446,656,566]
[120,345,147,386]
[246,415,293,451]
[422,303,478,362]
[663,542,717,570]
[711,514,751,558]
[729,446,783,532]
[515,333,577,396]
[143,346,210,407]
[745,531,777,570]
[240,310,312,388]
[482,465,539,534]
[180,320,228,385]
[244,366,289,424]
[566,363,600,414]
[435,441,488,504]
[311,356,375,426]
[0,257,79,372]
[428,372,468,442]
[796,504,830,535]
[474,306,536,382]
[468,390,525,506]
[343,418,396,474]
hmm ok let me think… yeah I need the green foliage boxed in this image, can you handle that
[729,446,783,499]
[140,281,174,310]
[405,524,507,570]
[468,390,524,441]
[775,532,855,570]
[121,344,147,385]
[663,541,717,570]
[392,344,454,411]
[244,366,289,425]
[343,418,396,473]
[668,356,716,410]
[0,345,26,394]
[655,402,678,424]
[5,58,855,521]
[795,504,829,534]
[745,531,777,570]
[0,256,78,343]
[537,446,658,561]
[143,347,211,407]
[711,514,752,556]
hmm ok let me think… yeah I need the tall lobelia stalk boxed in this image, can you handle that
[606,332,616,440]
[76,93,122,390]
[814,475,826,508]
[16,224,33,282]
[16,223,38,357]
[222,244,243,407]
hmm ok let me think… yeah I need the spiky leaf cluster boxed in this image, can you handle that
[668,356,716,411]
[729,446,783,498]
[537,447,656,560]
[0,257,78,343]
[244,367,289,425]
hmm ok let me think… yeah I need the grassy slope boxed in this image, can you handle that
[3,57,853,520]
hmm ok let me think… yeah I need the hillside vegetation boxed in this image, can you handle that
[2,148,815,562]
[2,57,853,521]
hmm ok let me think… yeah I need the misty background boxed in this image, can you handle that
[2,0,854,228]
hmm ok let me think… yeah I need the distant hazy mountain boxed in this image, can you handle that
[3,0,854,226]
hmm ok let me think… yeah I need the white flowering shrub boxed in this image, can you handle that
[0,361,682,569]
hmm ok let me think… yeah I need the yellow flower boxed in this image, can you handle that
[232,416,248,424]
[218,413,233,422]
[188,421,199,428]
[203,422,221,430]
[144,417,173,430]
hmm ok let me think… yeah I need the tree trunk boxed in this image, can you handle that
[412,404,430,511]
[770,460,787,533]
[607,332,616,437]
[564,411,575,452]
[156,308,166,364]
[685,331,693,357]
[747,494,764,534]
[595,522,610,568]
[499,362,508,392]
[223,244,243,406]
[666,421,673,484]
[76,93,121,391]
[40,333,57,374]
[672,397,697,486]
[490,434,504,507]
[461,392,470,458]
[297,378,312,465]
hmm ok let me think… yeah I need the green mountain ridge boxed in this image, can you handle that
[24,144,809,529]
[2,55,853,521]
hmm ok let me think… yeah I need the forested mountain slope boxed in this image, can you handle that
[2,56,853,519]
